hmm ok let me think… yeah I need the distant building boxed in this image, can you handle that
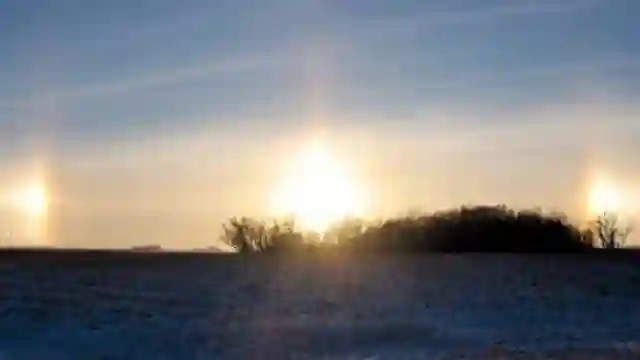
[131,245,163,252]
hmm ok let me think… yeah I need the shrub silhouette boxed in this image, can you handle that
[361,206,586,252]
[220,205,593,253]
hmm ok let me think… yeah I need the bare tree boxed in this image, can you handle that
[220,217,252,252]
[581,228,595,247]
[591,212,632,249]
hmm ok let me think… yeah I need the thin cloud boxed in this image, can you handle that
[414,56,640,92]
[3,52,283,108]
[337,54,640,103]
[361,99,640,161]
[420,1,603,25]
[353,0,604,35]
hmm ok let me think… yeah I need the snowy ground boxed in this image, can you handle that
[0,251,639,359]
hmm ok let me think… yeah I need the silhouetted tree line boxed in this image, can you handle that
[219,205,631,253]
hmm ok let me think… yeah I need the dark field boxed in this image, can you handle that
[1,250,640,359]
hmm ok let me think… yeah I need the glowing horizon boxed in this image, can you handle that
[2,0,639,248]
[0,177,49,246]
[269,139,366,233]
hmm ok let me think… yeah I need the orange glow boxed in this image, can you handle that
[270,140,364,232]
[588,177,622,215]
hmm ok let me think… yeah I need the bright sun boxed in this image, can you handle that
[588,178,622,216]
[0,179,49,244]
[9,182,48,218]
[271,141,364,232]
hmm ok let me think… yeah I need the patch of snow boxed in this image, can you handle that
[0,254,638,359]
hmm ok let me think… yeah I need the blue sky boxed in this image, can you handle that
[2,0,640,248]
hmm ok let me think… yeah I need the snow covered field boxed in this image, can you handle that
[0,251,639,359]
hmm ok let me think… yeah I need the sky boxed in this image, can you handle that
[2,0,640,248]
